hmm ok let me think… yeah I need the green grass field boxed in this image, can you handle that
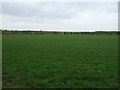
[2,34,118,88]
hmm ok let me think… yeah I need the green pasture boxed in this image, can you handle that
[2,34,118,88]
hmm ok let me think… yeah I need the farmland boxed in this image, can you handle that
[2,34,118,88]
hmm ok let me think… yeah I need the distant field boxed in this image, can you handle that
[2,34,118,88]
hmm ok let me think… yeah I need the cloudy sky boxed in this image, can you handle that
[1,2,118,31]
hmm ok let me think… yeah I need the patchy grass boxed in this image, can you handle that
[2,34,118,88]
[2,80,24,88]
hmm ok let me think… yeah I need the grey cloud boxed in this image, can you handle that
[2,2,117,18]
[1,2,118,31]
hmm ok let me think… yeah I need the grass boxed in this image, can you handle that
[2,34,118,88]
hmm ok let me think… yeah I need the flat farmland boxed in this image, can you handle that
[2,34,118,88]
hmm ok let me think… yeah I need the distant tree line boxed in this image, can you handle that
[1,30,120,35]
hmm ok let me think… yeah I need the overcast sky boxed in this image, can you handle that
[1,2,118,31]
